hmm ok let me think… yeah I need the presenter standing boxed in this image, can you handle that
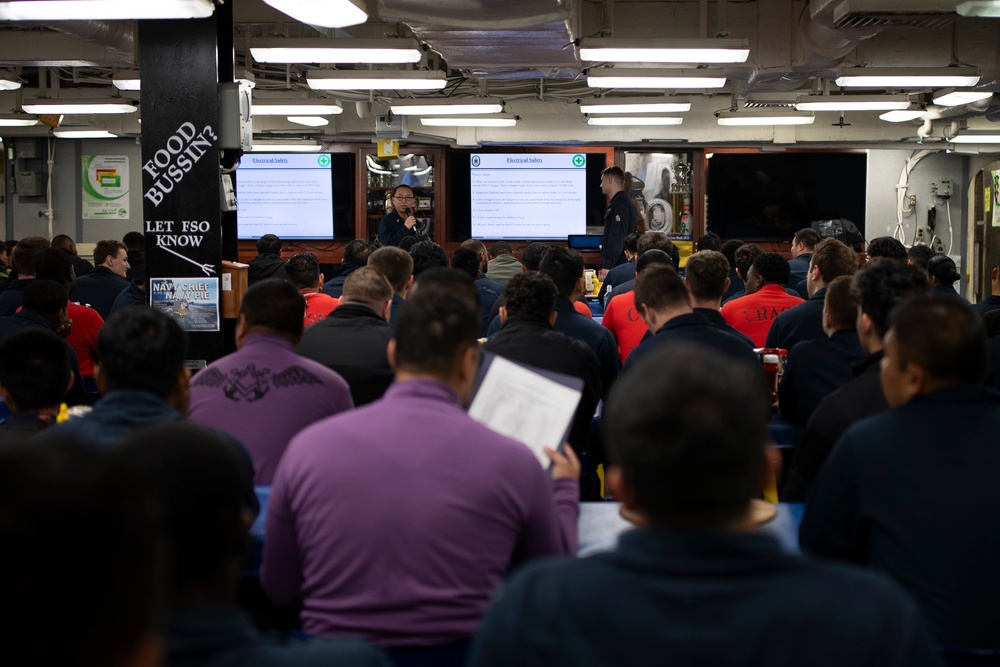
[378,185,418,247]
[599,166,638,271]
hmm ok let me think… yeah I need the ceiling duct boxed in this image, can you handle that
[811,0,960,29]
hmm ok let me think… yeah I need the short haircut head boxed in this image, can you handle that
[51,234,74,251]
[0,328,71,410]
[634,264,688,312]
[93,239,126,267]
[824,275,860,331]
[451,246,484,282]
[696,232,722,252]
[604,343,770,525]
[367,246,413,292]
[489,241,513,258]
[122,231,145,252]
[34,247,74,287]
[342,266,393,311]
[0,440,163,667]
[811,238,858,282]
[637,231,673,257]
[889,296,986,386]
[623,232,641,255]
[752,252,791,286]
[23,279,68,316]
[98,307,187,398]
[601,165,625,184]
[734,243,764,278]
[866,236,908,261]
[284,252,321,290]
[409,240,449,277]
[12,236,50,275]
[793,227,821,250]
[720,239,744,269]
[394,268,480,376]
[856,259,929,338]
[256,234,281,255]
[239,278,304,339]
[907,244,934,272]
[539,247,585,299]
[684,250,730,301]
[927,254,961,286]
[459,238,487,257]
[635,249,673,274]
[343,239,373,267]
[398,235,421,252]
[521,242,553,271]
[502,270,558,321]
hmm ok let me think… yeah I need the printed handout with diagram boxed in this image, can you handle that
[468,354,584,469]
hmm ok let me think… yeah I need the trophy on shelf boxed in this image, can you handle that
[671,159,692,238]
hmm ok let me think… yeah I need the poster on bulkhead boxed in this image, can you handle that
[992,170,1000,227]
[82,155,130,220]
[149,277,219,332]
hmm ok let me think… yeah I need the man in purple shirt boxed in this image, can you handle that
[189,279,353,485]
[262,268,580,660]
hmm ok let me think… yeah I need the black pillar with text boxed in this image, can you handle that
[138,17,224,366]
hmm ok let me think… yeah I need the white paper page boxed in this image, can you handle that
[468,356,582,468]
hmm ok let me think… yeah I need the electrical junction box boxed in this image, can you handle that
[936,179,953,198]
[375,114,409,139]
[15,170,43,196]
[218,80,254,151]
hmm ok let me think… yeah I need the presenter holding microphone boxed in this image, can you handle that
[378,185,419,247]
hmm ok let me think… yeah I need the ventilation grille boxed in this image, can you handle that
[833,12,958,29]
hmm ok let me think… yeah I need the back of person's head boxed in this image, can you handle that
[343,238,373,267]
[636,231,673,257]
[51,233,74,251]
[502,270,558,321]
[856,259,929,338]
[397,234,421,252]
[635,249,673,274]
[0,440,163,667]
[602,165,625,184]
[720,239,744,269]
[521,242,552,271]
[342,266,394,312]
[256,234,281,255]
[23,279,67,316]
[284,252,321,290]
[824,275,860,331]
[34,247,74,290]
[116,422,252,597]
[752,252,791,286]
[451,246,484,282]
[696,231,722,252]
[395,268,480,376]
[634,264,688,313]
[793,227,820,251]
[459,238,487,257]
[907,244,934,272]
[489,241,513,258]
[811,238,858,282]
[539,247,585,299]
[122,231,145,252]
[368,246,413,292]
[0,328,71,411]
[93,239,126,267]
[604,343,770,526]
[684,250,730,301]
[409,240,449,277]
[623,232,641,255]
[889,296,986,387]
[866,236,907,261]
[734,243,764,278]
[239,279,304,340]
[12,236,50,276]
[927,254,961,286]
[98,307,187,398]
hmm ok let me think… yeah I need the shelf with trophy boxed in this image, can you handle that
[623,150,697,265]
[360,147,443,245]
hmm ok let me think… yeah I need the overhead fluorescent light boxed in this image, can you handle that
[717,111,815,126]
[587,69,727,89]
[0,71,21,90]
[0,0,214,19]
[957,1,1000,16]
[587,116,684,126]
[835,67,980,89]
[390,98,503,115]
[112,70,140,91]
[794,94,911,111]
[53,129,117,138]
[249,141,323,152]
[0,114,38,127]
[261,0,367,28]
[579,97,691,114]
[307,69,447,91]
[287,116,329,127]
[879,109,926,122]
[420,115,516,127]
[22,99,137,114]
[579,38,749,64]
[251,38,420,64]
[949,130,1000,144]
[253,99,343,115]
[932,89,993,106]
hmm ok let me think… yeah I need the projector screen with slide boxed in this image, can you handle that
[236,153,335,240]
[470,153,589,240]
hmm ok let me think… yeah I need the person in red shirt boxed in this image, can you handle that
[285,252,338,326]
[602,249,674,363]
[721,252,803,347]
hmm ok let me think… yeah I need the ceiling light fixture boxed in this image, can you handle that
[0,71,22,90]
[835,67,980,89]
[307,70,447,91]
[587,116,684,126]
[932,89,993,107]
[0,113,38,127]
[53,129,118,138]
[879,109,926,122]
[22,99,137,114]
[957,1,1000,17]
[286,116,329,127]
[0,0,214,19]
[261,0,367,28]
[717,111,815,126]
[794,94,911,111]
[252,99,343,115]
[949,130,1000,144]
[579,97,691,113]
[390,98,504,115]
[587,69,727,89]
[111,70,140,91]
[249,141,323,152]
[579,38,749,64]
[251,38,421,64]
[420,115,517,127]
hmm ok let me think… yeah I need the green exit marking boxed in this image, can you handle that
[572,154,586,168]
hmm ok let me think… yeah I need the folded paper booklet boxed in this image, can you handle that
[468,353,584,469]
